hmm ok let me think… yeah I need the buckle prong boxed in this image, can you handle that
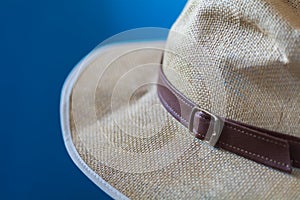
[188,106,223,146]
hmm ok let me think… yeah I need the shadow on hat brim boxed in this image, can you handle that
[60,41,300,199]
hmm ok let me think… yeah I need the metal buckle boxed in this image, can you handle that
[188,106,223,147]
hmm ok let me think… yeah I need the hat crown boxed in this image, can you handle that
[163,0,300,136]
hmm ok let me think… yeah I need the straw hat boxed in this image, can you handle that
[60,0,300,199]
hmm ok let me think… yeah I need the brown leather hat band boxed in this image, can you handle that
[157,65,300,173]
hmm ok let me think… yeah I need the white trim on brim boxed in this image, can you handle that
[59,43,145,200]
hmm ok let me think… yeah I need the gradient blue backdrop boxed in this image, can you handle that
[1,0,187,199]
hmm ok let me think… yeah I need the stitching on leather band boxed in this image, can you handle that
[219,142,289,168]
[226,125,287,148]
[289,140,300,145]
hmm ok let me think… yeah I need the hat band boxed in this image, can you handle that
[157,64,300,173]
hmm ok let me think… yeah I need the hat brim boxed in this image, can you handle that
[60,41,300,199]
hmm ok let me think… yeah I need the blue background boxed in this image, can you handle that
[1,0,187,199]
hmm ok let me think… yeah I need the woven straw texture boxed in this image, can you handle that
[68,0,300,199]
[164,0,300,136]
